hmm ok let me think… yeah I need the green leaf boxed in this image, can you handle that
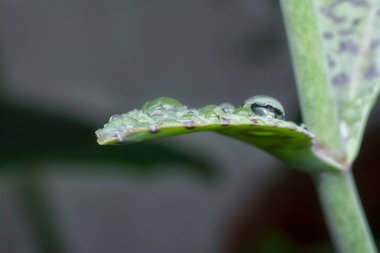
[314,0,380,163]
[281,0,380,165]
[96,97,341,172]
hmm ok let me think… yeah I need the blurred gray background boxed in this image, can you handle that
[0,1,379,253]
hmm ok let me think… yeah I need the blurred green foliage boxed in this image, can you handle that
[0,98,218,253]
[0,100,217,179]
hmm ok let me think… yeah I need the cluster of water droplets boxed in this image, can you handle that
[95,96,311,144]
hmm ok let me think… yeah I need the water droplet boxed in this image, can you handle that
[116,125,126,131]
[149,125,158,133]
[149,109,175,120]
[180,111,197,120]
[243,96,285,120]
[235,107,252,116]
[142,97,183,114]
[200,105,225,119]
[109,114,121,122]
[219,103,235,114]
[251,107,275,119]
[183,120,195,129]
[123,118,139,128]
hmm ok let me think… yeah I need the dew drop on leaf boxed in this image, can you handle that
[109,114,121,122]
[142,97,183,114]
[180,110,197,120]
[243,95,285,120]
[200,105,225,119]
[219,103,235,114]
[183,120,195,129]
[234,107,252,116]
[149,124,158,133]
[122,117,139,128]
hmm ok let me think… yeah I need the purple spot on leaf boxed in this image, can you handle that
[352,18,361,26]
[339,28,353,36]
[339,41,358,54]
[365,65,380,79]
[370,39,380,50]
[327,55,336,68]
[221,117,230,126]
[149,125,158,133]
[320,7,347,23]
[329,0,346,8]
[184,120,195,129]
[323,32,334,39]
[351,0,367,6]
[332,72,350,86]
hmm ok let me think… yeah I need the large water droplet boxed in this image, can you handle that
[243,95,285,120]
[143,97,184,121]
[251,107,275,119]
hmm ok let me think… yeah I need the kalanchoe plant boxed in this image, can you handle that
[96,96,338,172]
[96,1,380,252]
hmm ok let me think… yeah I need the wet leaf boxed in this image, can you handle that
[96,97,341,172]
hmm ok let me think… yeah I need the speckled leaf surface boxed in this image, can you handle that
[316,0,380,163]
[281,0,380,165]
[96,97,339,172]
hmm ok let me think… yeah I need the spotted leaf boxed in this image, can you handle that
[281,0,380,164]
[96,97,340,172]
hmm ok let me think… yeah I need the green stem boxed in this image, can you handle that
[17,175,65,253]
[314,170,377,253]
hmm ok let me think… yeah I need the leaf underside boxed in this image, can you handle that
[96,97,340,172]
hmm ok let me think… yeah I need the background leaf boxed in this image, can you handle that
[0,100,217,179]
[281,0,380,165]
[314,0,380,163]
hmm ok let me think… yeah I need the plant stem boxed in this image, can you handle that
[314,170,377,253]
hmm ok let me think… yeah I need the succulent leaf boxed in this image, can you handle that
[96,97,340,172]
[281,0,380,164]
